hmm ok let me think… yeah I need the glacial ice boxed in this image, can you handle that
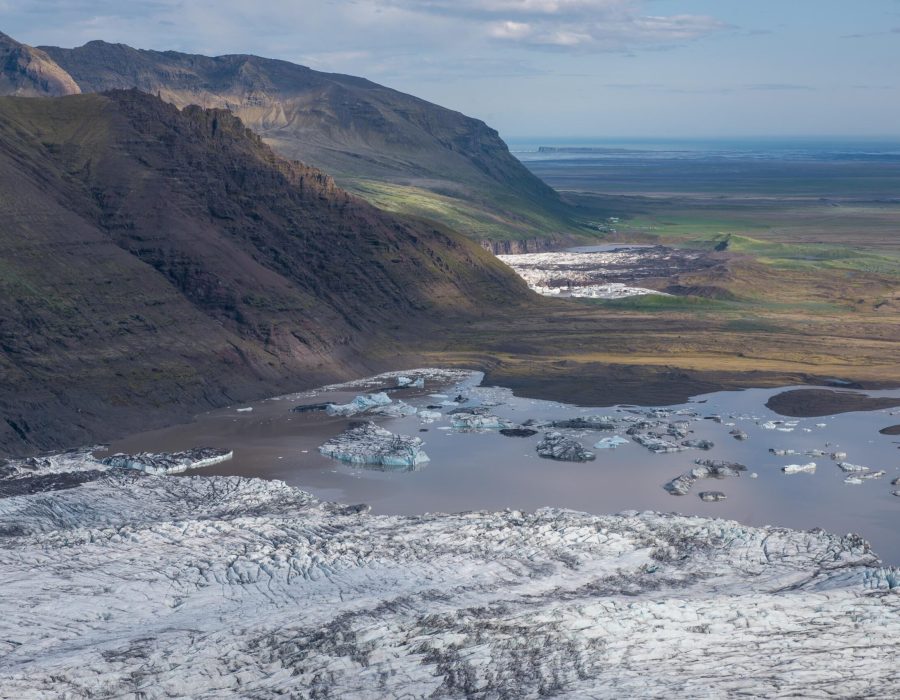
[325,392,393,417]
[782,462,817,474]
[665,460,747,496]
[318,422,429,469]
[0,453,897,698]
[838,462,870,473]
[451,412,514,431]
[594,436,630,449]
[536,432,595,461]
[101,447,233,475]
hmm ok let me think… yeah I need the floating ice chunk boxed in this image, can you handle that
[770,449,798,456]
[838,462,869,473]
[552,416,619,430]
[665,460,747,496]
[318,422,429,470]
[370,401,417,418]
[396,376,413,387]
[831,452,848,461]
[699,491,726,502]
[681,439,714,450]
[102,448,233,475]
[326,392,393,417]
[236,407,253,413]
[536,432,595,461]
[419,410,442,423]
[750,472,758,478]
[594,436,630,450]
[410,377,425,389]
[782,462,817,474]
[451,413,514,431]
[816,423,828,428]
[632,434,686,453]
[859,470,886,480]
[730,429,749,441]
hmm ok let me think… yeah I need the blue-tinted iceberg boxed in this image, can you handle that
[326,392,393,417]
[319,422,429,470]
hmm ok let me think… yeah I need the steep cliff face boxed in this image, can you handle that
[0,90,528,456]
[36,40,574,240]
[0,31,80,97]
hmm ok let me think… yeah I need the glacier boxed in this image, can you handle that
[0,451,898,697]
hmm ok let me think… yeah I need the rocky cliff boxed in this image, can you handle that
[0,90,528,456]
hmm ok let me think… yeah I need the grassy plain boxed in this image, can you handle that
[393,151,900,404]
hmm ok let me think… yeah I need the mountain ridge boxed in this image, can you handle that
[0,31,80,97]
[33,38,576,241]
[0,89,529,456]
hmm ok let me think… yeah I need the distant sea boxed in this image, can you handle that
[508,138,900,199]
[508,138,900,163]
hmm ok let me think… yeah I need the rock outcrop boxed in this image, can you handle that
[0,32,80,97]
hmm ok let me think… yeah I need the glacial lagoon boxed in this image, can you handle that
[99,370,900,563]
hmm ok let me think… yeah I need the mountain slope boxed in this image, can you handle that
[0,90,528,456]
[0,31,80,97]
[35,39,578,242]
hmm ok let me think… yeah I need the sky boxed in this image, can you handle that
[3,1,900,140]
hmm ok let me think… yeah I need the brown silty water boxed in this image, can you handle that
[99,371,900,564]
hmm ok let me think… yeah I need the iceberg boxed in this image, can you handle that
[632,434,686,453]
[536,432,595,461]
[594,436,630,450]
[451,412,514,431]
[326,392,393,417]
[665,460,747,496]
[369,400,417,418]
[782,462,817,475]
[318,422,429,470]
[698,491,727,502]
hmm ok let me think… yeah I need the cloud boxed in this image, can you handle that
[383,0,727,51]
[744,83,814,91]
[3,0,729,85]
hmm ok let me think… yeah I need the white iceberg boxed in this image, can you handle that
[782,462,817,475]
[326,392,393,417]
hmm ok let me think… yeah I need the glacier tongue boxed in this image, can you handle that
[0,452,898,698]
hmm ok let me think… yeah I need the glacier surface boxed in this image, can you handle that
[0,453,898,698]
